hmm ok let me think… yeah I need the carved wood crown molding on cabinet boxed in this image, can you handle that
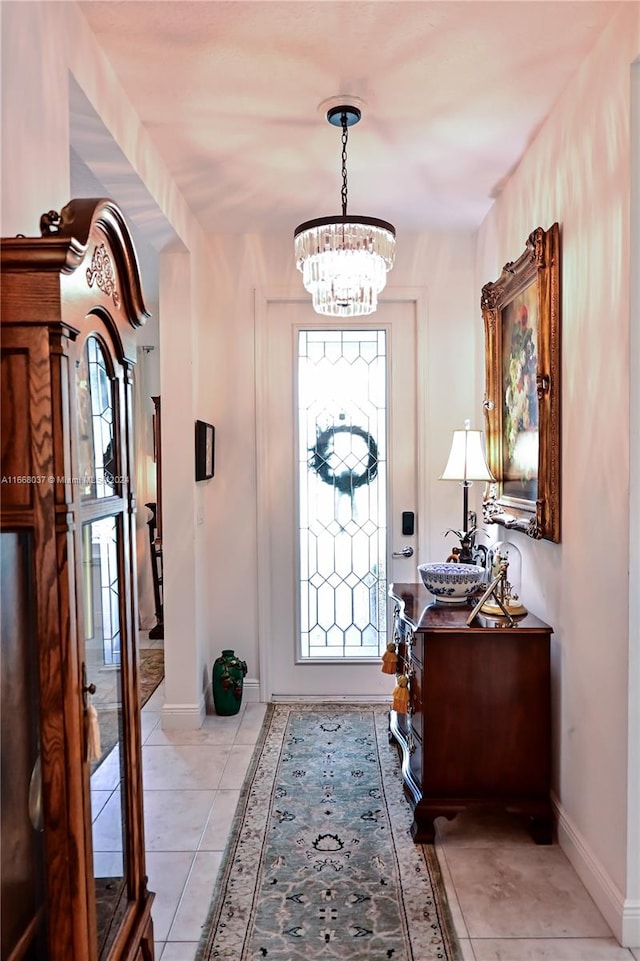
[1,199,155,961]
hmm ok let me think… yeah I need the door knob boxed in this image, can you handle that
[392,546,414,558]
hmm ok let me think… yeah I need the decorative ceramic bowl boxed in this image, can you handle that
[417,562,486,605]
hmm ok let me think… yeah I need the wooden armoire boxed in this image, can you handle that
[1,199,155,961]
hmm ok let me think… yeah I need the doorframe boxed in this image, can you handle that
[254,286,429,702]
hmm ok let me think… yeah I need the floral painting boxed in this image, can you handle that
[481,223,561,542]
[501,283,539,501]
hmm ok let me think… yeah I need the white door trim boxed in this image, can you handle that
[254,285,429,702]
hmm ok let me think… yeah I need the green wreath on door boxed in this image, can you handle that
[309,425,378,494]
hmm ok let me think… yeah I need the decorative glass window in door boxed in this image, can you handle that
[77,336,116,500]
[298,329,387,659]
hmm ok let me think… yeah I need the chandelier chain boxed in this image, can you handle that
[340,113,349,216]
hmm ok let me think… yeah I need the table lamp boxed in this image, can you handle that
[440,419,495,561]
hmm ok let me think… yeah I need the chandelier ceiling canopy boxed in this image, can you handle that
[294,102,396,317]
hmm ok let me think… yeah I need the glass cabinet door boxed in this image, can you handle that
[83,515,129,957]
[1,532,47,960]
[77,334,130,957]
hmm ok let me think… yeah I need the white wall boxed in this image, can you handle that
[476,5,639,943]
[628,53,640,955]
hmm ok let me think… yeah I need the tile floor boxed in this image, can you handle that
[435,807,639,961]
[137,682,267,960]
[96,644,639,961]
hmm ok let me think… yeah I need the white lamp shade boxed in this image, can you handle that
[440,427,495,483]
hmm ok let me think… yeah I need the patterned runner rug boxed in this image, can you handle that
[139,648,165,707]
[196,703,461,961]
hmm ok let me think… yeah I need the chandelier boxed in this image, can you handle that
[294,103,396,317]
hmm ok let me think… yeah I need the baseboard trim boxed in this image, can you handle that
[160,699,206,730]
[621,901,640,948]
[242,679,261,702]
[553,793,638,945]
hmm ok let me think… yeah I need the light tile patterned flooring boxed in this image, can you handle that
[93,642,640,961]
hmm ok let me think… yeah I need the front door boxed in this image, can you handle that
[256,291,424,699]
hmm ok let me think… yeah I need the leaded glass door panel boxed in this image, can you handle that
[299,329,388,659]
[261,298,418,699]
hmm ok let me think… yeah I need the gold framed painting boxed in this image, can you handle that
[481,223,561,542]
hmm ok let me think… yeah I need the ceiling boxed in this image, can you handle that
[76,0,619,239]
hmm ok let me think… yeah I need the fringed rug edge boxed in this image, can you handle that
[420,843,463,961]
[195,702,277,961]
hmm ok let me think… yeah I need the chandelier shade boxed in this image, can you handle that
[294,104,396,317]
[294,215,396,317]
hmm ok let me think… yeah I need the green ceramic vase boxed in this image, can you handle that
[212,649,247,716]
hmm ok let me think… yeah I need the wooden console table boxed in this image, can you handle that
[388,582,553,844]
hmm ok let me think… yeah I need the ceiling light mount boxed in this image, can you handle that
[317,95,366,120]
[326,104,361,127]
[294,101,395,317]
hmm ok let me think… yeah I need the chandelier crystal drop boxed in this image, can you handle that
[294,104,396,317]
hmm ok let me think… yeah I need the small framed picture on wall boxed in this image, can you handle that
[195,420,215,481]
